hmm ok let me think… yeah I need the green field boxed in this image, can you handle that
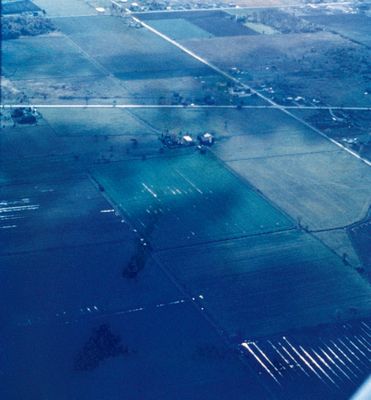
[2,35,102,80]
[93,151,293,250]
[54,16,210,80]
[158,230,371,338]
[145,18,213,40]
[228,150,371,230]
[244,22,279,35]
[42,108,155,137]
[32,0,97,17]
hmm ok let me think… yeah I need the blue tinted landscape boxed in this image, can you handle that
[1,0,370,399]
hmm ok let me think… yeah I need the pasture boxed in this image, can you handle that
[92,151,293,250]
[228,150,371,230]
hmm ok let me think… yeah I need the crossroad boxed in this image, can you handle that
[128,11,371,167]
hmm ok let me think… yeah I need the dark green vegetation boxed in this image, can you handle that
[74,324,128,372]
[229,8,322,34]
[1,15,54,40]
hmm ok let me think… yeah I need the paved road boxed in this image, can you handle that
[3,104,371,111]
[129,12,371,167]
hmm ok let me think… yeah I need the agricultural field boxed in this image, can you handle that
[1,34,103,81]
[32,0,97,17]
[54,15,211,80]
[157,230,371,338]
[0,178,131,254]
[181,30,371,106]
[129,106,282,137]
[304,13,371,47]
[140,18,213,40]
[130,106,338,157]
[42,108,154,137]
[228,149,371,230]
[0,110,161,180]
[92,151,293,250]
[348,214,371,281]
[0,303,267,400]
[240,319,371,400]
[290,109,371,161]
[139,11,258,37]
[0,177,187,358]
[0,122,69,161]
[118,74,236,105]
[1,3,371,400]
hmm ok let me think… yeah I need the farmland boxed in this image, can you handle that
[228,150,371,230]
[92,151,293,250]
[1,1,371,400]
[139,10,258,37]
[157,230,371,338]
[0,303,267,400]
[54,15,211,80]
[304,13,371,47]
[2,34,103,80]
[181,30,371,106]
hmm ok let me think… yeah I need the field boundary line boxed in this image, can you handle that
[224,148,340,163]
[2,104,371,111]
[129,13,371,167]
